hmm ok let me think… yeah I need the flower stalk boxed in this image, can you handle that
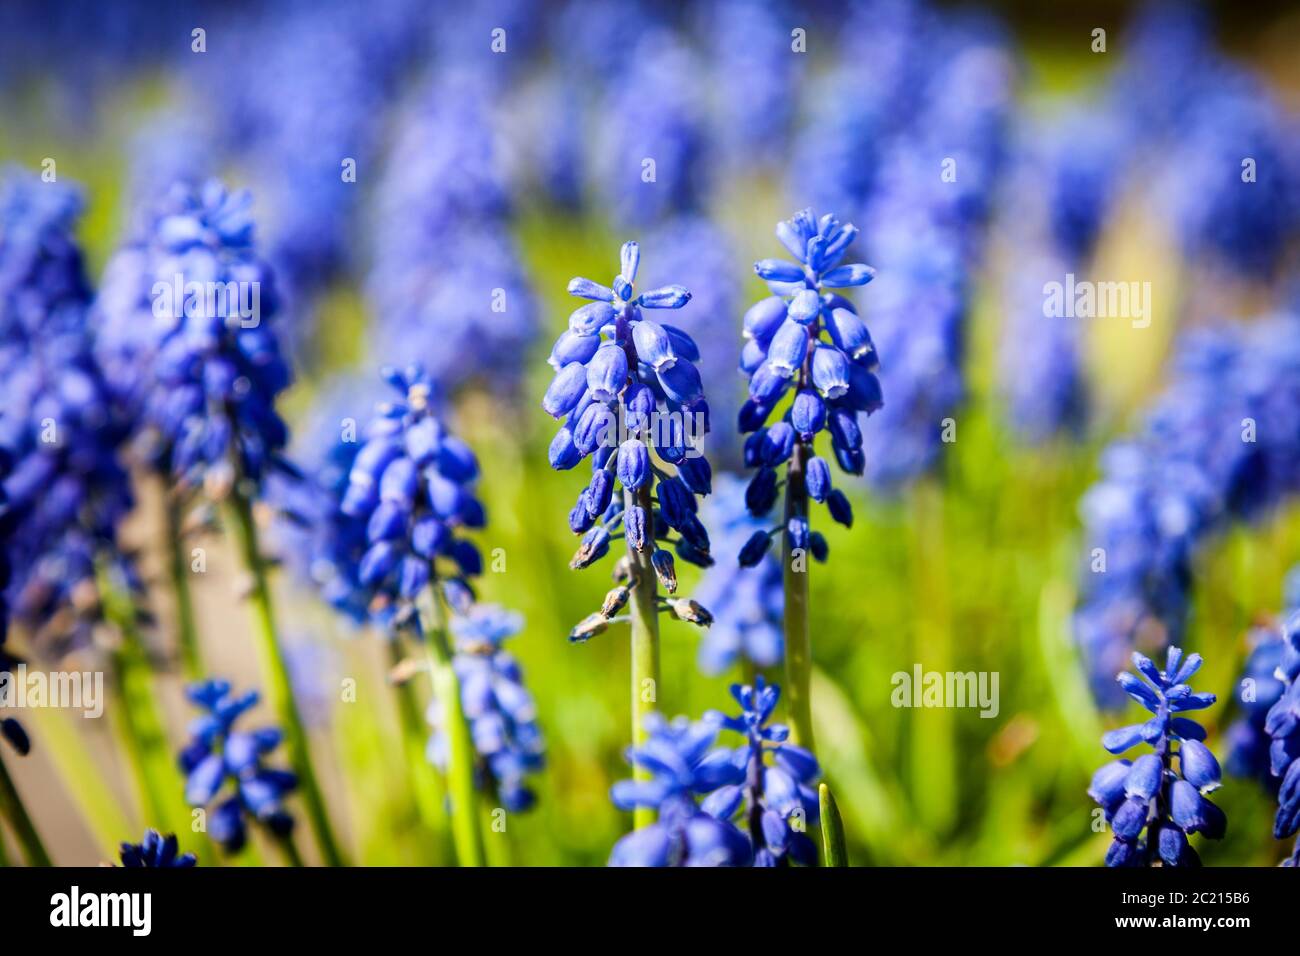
[781,439,815,752]
[164,493,203,680]
[626,482,661,831]
[225,486,346,867]
[0,752,50,866]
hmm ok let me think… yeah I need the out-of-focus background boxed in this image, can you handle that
[2,0,1300,865]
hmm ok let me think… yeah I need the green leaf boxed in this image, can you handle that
[819,783,848,867]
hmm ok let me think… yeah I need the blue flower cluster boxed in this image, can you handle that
[607,677,820,867]
[1,171,136,657]
[426,605,544,813]
[705,678,820,866]
[337,365,485,635]
[366,69,536,395]
[1090,648,1225,867]
[544,241,715,611]
[118,829,196,868]
[608,713,751,867]
[693,475,783,676]
[1074,314,1300,706]
[1264,610,1300,865]
[179,679,297,853]
[94,180,292,499]
[738,209,877,557]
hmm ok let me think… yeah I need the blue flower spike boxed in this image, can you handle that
[118,829,197,868]
[1090,647,1226,867]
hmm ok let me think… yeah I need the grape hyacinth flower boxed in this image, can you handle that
[1089,648,1225,867]
[608,713,750,867]
[426,605,544,813]
[738,209,880,751]
[338,364,492,866]
[1224,624,1287,786]
[179,680,298,858]
[693,474,783,676]
[1265,610,1300,865]
[707,678,820,866]
[544,241,716,830]
[118,829,197,868]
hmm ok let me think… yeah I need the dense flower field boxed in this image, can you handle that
[1,0,1299,869]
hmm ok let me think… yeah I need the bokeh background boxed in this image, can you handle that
[2,0,1300,866]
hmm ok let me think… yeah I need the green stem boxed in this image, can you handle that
[225,489,346,867]
[782,440,815,753]
[164,493,203,680]
[99,565,193,846]
[0,751,50,865]
[387,637,447,837]
[818,782,849,867]
[626,482,661,831]
[423,580,484,867]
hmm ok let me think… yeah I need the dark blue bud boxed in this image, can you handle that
[826,489,853,528]
[746,467,779,516]
[821,263,875,287]
[749,363,791,405]
[743,430,766,468]
[620,241,640,282]
[845,365,883,414]
[828,406,862,451]
[569,301,616,335]
[809,531,829,562]
[658,476,694,530]
[656,359,703,405]
[586,469,615,517]
[787,289,820,325]
[676,456,712,496]
[587,345,628,403]
[743,296,788,344]
[625,505,648,552]
[543,362,589,418]
[616,439,650,491]
[806,455,832,502]
[411,517,448,558]
[632,318,676,370]
[548,425,583,470]
[826,307,874,363]
[677,513,710,553]
[738,399,772,433]
[623,382,655,430]
[761,422,796,466]
[740,338,767,374]
[574,402,614,455]
[811,344,850,399]
[549,329,602,368]
[754,259,805,284]
[739,529,773,567]
[567,277,615,301]
[638,285,691,309]
[359,541,399,586]
[790,389,826,439]
[766,319,809,376]
[651,549,677,593]
[660,324,699,361]
[570,495,596,533]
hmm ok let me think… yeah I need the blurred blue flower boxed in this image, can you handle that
[608,713,750,866]
[179,679,297,853]
[94,180,293,499]
[1224,625,1287,787]
[707,677,820,866]
[1265,610,1300,865]
[1090,647,1225,867]
[337,365,485,635]
[1075,314,1300,705]
[118,829,196,868]
[427,605,544,813]
[693,475,783,675]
